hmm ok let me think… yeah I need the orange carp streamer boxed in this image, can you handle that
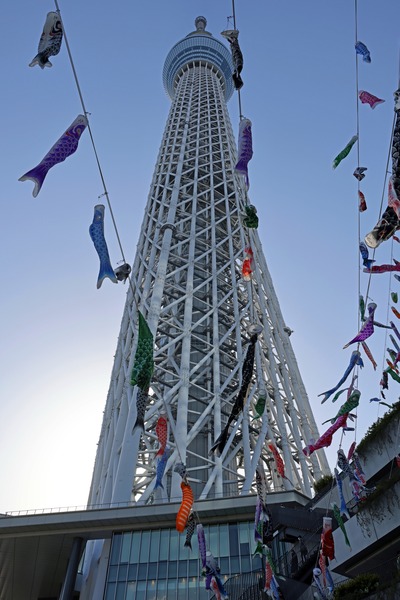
[176,482,194,533]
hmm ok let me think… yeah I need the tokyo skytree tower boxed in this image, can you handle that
[87,16,329,511]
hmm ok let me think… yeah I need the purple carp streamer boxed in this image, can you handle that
[332,135,358,169]
[359,90,384,109]
[318,351,363,404]
[210,334,257,455]
[19,114,87,197]
[197,524,207,570]
[343,302,376,348]
[89,204,118,289]
[235,118,253,189]
[29,11,63,69]
[365,89,400,248]
[302,414,348,456]
[355,41,371,63]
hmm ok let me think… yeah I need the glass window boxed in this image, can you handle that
[169,561,178,578]
[139,531,150,563]
[229,524,239,555]
[159,530,169,561]
[120,533,132,563]
[209,525,218,555]
[146,579,157,600]
[220,557,229,575]
[110,534,122,565]
[149,530,160,562]
[104,582,116,600]
[136,580,147,599]
[118,564,128,581]
[241,556,251,573]
[188,559,199,577]
[240,542,250,557]
[137,564,148,580]
[178,561,187,578]
[239,522,250,544]
[167,579,177,599]
[158,561,167,578]
[128,564,137,580]
[169,530,179,560]
[107,565,118,583]
[219,525,229,556]
[126,581,136,600]
[230,556,240,573]
[147,562,157,579]
[115,582,126,600]
[130,532,141,564]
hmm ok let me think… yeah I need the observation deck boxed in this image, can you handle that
[163,16,234,101]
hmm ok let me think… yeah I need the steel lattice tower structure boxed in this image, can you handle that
[87,15,328,515]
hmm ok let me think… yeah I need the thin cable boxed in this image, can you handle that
[53,0,127,267]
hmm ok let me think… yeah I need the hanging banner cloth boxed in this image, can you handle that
[29,11,63,69]
[332,135,358,169]
[221,29,244,90]
[19,114,88,197]
[89,204,118,289]
[176,482,194,533]
[359,90,385,109]
[210,334,257,455]
[303,414,348,456]
[235,118,253,189]
[355,41,371,63]
[365,89,400,248]
[318,350,364,403]
[343,303,377,348]
[130,311,154,390]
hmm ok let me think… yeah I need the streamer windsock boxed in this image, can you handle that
[334,468,350,519]
[89,204,118,289]
[130,312,154,390]
[176,482,194,533]
[332,503,351,548]
[359,242,375,270]
[365,89,400,247]
[318,351,363,403]
[19,114,87,197]
[29,11,63,69]
[322,390,360,424]
[321,517,335,560]
[221,29,244,90]
[132,388,148,432]
[364,261,400,274]
[197,524,207,570]
[302,414,348,456]
[332,135,358,169]
[343,303,376,348]
[154,446,171,490]
[155,414,168,458]
[359,90,384,109]
[355,41,371,63]
[210,334,257,454]
[235,118,253,188]
[243,204,259,228]
[268,442,286,479]
[252,391,266,419]
[184,513,196,550]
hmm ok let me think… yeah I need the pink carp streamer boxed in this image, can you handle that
[361,341,377,370]
[364,260,400,274]
[358,90,385,109]
[302,414,348,456]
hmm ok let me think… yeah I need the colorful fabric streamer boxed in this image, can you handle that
[243,204,259,228]
[359,90,384,109]
[359,242,374,269]
[362,341,377,370]
[154,446,171,490]
[255,464,268,514]
[19,114,87,197]
[174,462,188,481]
[132,388,148,432]
[364,261,400,274]
[354,167,367,181]
[210,334,257,455]
[334,468,350,519]
[221,29,243,90]
[332,135,358,169]
[155,414,168,458]
[184,513,196,550]
[303,414,348,456]
[358,190,367,212]
[355,41,371,63]
[235,118,253,189]
[29,11,63,69]
[268,442,286,479]
[318,351,363,403]
[313,568,328,600]
[89,204,118,289]
[392,306,400,319]
[322,390,360,425]
[343,302,376,348]
[130,311,154,390]
[252,391,266,419]
[197,524,207,570]
[364,91,400,248]
[332,503,351,548]
[321,517,335,560]
[254,498,263,542]
[176,482,194,533]
[347,441,356,461]
[242,246,254,281]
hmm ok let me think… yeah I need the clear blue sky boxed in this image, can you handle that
[0,0,399,512]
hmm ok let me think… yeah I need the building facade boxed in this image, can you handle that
[80,16,329,599]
